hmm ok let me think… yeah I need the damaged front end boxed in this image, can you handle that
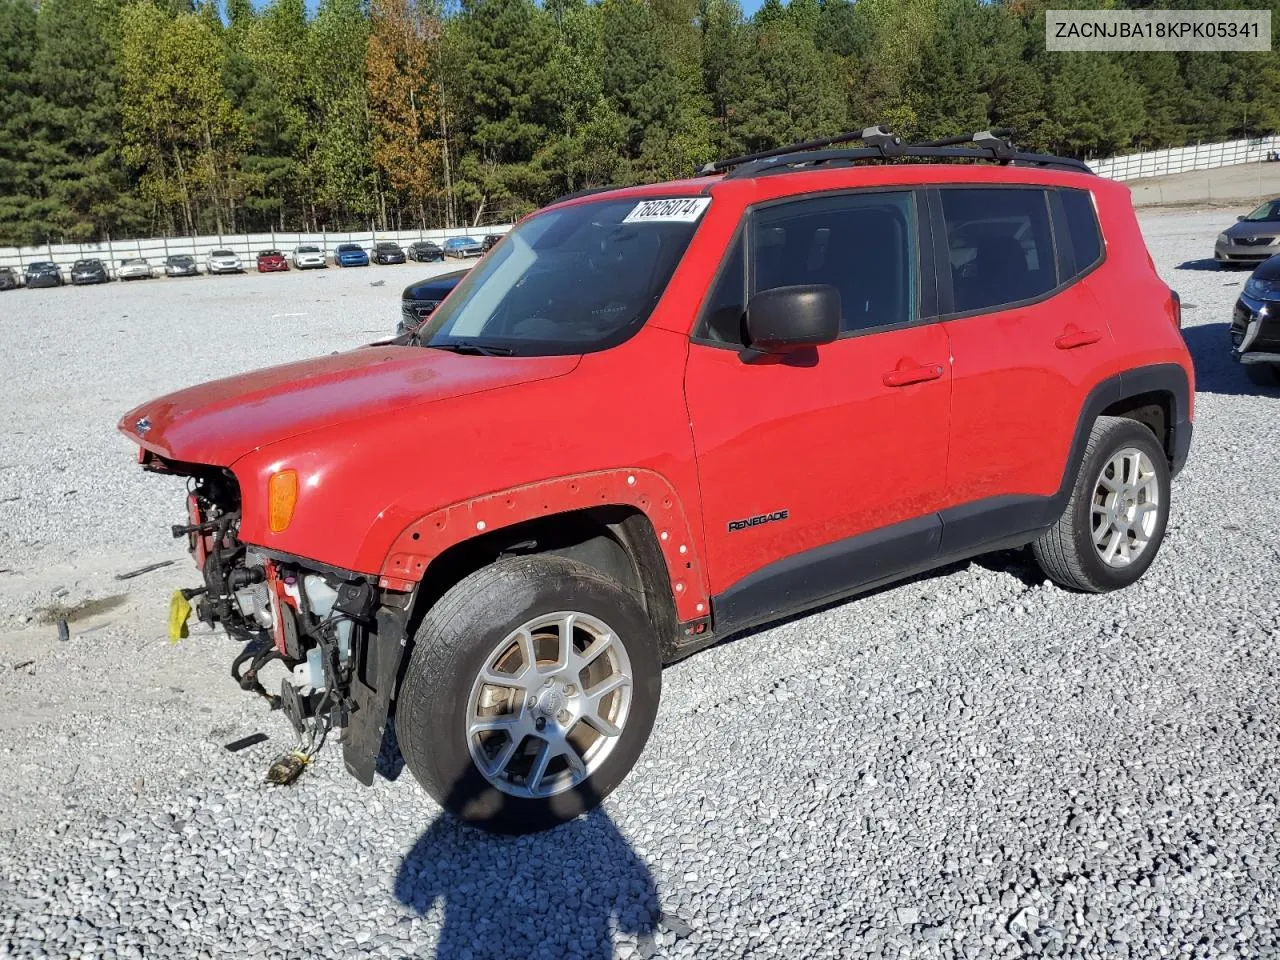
[148,452,406,784]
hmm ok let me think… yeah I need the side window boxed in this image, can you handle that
[752,191,917,335]
[1059,188,1103,274]
[941,188,1056,314]
[699,231,746,345]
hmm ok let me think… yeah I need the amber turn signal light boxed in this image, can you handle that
[267,470,298,532]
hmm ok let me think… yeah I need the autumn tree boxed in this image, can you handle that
[367,0,444,228]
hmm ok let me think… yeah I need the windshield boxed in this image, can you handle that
[297,246,320,253]
[169,256,192,263]
[417,195,708,356]
[212,250,234,257]
[1244,200,1280,222]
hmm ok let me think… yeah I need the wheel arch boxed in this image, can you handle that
[381,469,708,653]
[1070,363,1192,490]
[403,505,684,646]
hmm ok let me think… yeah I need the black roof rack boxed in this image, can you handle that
[697,127,1092,179]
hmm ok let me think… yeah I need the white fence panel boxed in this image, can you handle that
[0,224,512,272]
[7,133,1277,269]
[1088,135,1280,181]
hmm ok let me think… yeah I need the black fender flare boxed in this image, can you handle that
[1064,363,1193,494]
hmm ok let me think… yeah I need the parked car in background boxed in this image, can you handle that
[373,242,406,265]
[24,262,63,288]
[71,259,110,285]
[256,250,289,272]
[117,258,154,281]
[293,245,327,270]
[165,255,200,277]
[397,268,468,337]
[481,234,503,252]
[443,236,484,258]
[1215,198,1280,266]
[206,250,243,275]
[1230,253,1280,386]
[407,240,444,262]
[333,243,369,267]
[0,267,19,291]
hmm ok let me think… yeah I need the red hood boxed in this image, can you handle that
[120,345,579,466]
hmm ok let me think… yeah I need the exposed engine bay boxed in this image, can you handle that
[157,460,386,772]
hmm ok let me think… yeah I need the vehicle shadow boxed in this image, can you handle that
[1175,258,1226,272]
[394,779,661,960]
[376,717,406,781]
[1180,321,1277,396]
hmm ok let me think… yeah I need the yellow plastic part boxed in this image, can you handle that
[167,590,192,642]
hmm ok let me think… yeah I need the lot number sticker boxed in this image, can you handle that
[622,198,711,224]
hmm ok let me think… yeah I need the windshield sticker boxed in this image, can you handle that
[622,197,711,224]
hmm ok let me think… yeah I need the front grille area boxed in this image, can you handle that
[1234,301,1280,353]
[1234,236,1277,247]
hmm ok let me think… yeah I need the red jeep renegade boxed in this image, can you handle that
[121,129,1193,832]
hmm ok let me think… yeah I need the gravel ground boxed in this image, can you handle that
[1,210,1278,960]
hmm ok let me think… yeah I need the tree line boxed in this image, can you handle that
[1,0,1277,245]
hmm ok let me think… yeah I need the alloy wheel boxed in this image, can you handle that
[1091,446,1161,568]
[465,611,633,798]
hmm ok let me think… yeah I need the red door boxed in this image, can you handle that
[683,188,953,627]
[685,325,952,602]
[935,186,1116,505]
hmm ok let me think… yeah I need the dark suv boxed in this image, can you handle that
[398,269,467,337]
[1231,253,1280,386]
[121,128,1193,833]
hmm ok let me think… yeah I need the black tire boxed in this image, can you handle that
[1032,416,1171,593]
[1245,362,1280,387]
[397,555,661,834]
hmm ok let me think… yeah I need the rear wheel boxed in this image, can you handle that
[1033,416,1171,592]
[397,555,661,833]
[1245,362,1280,387]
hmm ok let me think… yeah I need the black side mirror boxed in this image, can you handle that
[1237,215,1246,221]
[745,284,841,354]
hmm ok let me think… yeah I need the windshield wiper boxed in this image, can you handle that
[426,340,515,357]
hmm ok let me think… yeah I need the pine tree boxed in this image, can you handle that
[729,2,846,152]
[32,0,141,241]
[307,0,377,227]
[224,0,312,231]
[452,0,560,221]
[0,0,47,245]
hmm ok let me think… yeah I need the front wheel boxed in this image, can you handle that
[397,555,661,833]
[1033,416,1171,592]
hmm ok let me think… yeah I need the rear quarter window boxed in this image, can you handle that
[1058,188,1103,275]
